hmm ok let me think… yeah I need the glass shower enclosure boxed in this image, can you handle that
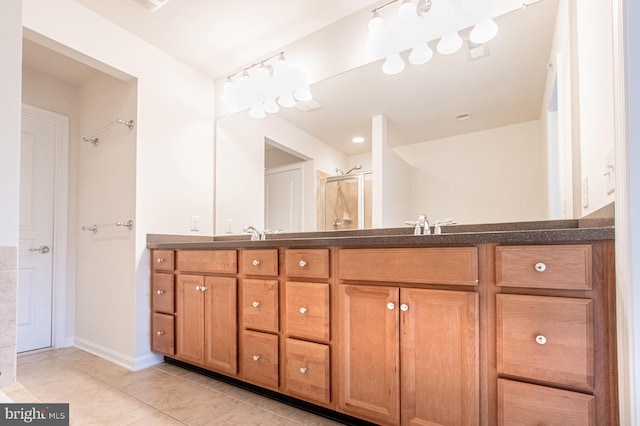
[322,171,372,230]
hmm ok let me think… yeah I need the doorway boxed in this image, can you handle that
[18,104,69,353]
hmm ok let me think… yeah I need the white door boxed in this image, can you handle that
[18,112,56,352]
[265,165,302,233]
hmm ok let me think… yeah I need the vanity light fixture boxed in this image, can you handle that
[367,0,501,75]
[221,52,312,119]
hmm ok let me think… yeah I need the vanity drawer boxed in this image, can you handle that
[284,338,330,404]
[498,379,595,426]
[495,245,592,290]
[241,330,279,389]
[151,313,174,356]
[241,279,279,333]
[285,282,330,342]
[241,249,278,276]
[338,247,478,286]
[152,250,174,272]
[152,273,174,314]
[496,294,594,390]
[285,249,330,279]
[176,250,237,274]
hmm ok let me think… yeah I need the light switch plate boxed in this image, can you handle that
[582,177,589,208]
[190,215,200,232]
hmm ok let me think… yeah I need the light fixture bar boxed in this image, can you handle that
[372,0,399,14]
[227,51,285,80]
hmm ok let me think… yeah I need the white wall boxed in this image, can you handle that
[23,0,215,368]
[0,0,22,388]
[215,112,346,234]
[395,120,547,224]
[576,1,616,216]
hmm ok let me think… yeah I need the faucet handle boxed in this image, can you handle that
[433,219,457,234]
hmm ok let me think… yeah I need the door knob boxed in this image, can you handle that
[30,245,50,254]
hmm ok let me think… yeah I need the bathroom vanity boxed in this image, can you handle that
[147,219,617,425]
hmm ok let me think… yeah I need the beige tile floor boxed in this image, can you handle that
[1,348,343,425]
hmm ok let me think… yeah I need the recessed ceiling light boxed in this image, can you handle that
[352,136,365,143]
[456,113,471,121]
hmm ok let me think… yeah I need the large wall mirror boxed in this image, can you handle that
[215,0,615,235]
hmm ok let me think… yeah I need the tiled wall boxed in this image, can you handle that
[0,246,17,386]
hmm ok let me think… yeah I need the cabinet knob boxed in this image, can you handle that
[156,331,164,336]
[252,355,260,361]
[156,258,164,263]
[400,304,409,312]
[252,259,260,266]
[299,307,308,314]
[534,262,547,272]
[195,285,201,291]
[299,367,307,374]
[156,290,164,295]
[252,301,260,308]
[298,260,307,267]
[387,302,395,310]
[201,286,208,291]
[535,335,547,345]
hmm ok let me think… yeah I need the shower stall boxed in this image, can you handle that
[322,169,372,230]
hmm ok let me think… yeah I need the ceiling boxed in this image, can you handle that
[22,0,558,157]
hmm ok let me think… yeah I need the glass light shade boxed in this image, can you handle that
[382,52,405,75]
[248,104,266,119]
[470,18,499,44]
[437,31,463,55]
[278,92,296,107]
[263,99,280,114]
[408,43,433,65]
[294,86,312,102]
[221,79,235,104]
[368,12,384,34]
[398,0,416,20]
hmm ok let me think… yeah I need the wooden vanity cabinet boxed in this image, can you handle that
[174,250,238,376]
[150,250,175,356]
[337,248,480,426]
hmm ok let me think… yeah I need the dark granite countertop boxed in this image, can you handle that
[147,218,614,250]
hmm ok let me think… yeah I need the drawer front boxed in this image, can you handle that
[285,249,329,279]
[241,249,278,276]
[241,279,279,333]
[497,294,594,390]
[152,250,174,272]
[176,250,237,274]
[285,282,330,342]
[284,338,330,404]
[241,330,279,389]
[338,247,478,286]
[495,245,592,290]
[498,379,595,426]
[152,273,174,314]
[151,313,175,356]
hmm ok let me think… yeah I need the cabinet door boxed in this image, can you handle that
[337,285,400,426]
[285,281,330,342]
[204,276,237,375]
[175,274,204,365]
[152,273,174,314]
[401,288,479,426]
[151,313,174,356]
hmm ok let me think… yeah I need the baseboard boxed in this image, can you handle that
[73,338,163,371]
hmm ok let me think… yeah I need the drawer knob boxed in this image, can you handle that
[252,259,260,266]
[400,304,409,312]
[387,302,395,310]
[156,290,164,295]
[534,262,547,272]
[195,285,201,291]
[252,355,260,361]
[156,331,164,336]
[299,307,308,314]
[156,258,164,263]
[299,367,307,374]
[201,286,208,291]
[252,301,260,308]
[535,335,547,345]
[298,260,307,267]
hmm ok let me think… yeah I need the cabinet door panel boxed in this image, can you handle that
[204,276,237,375]
[286,281,330,342]
[401,288,479,426]
[337,285,400,425]
[242,330,279,389]
[175,274,204,365]
[242,279,279,333]
[151,313,174,356]
[285,338,331,404]
[152,273,174,314]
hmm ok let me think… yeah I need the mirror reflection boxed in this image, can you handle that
[215,0,607,235]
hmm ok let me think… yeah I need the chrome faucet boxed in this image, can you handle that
[433,219,457,234]
[405,214,430,235]
[243,225,262,241]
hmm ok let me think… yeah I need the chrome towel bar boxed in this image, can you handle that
[82,220,134,234]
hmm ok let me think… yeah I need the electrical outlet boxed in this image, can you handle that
[190,215,200,232]
[582,177,589,209]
